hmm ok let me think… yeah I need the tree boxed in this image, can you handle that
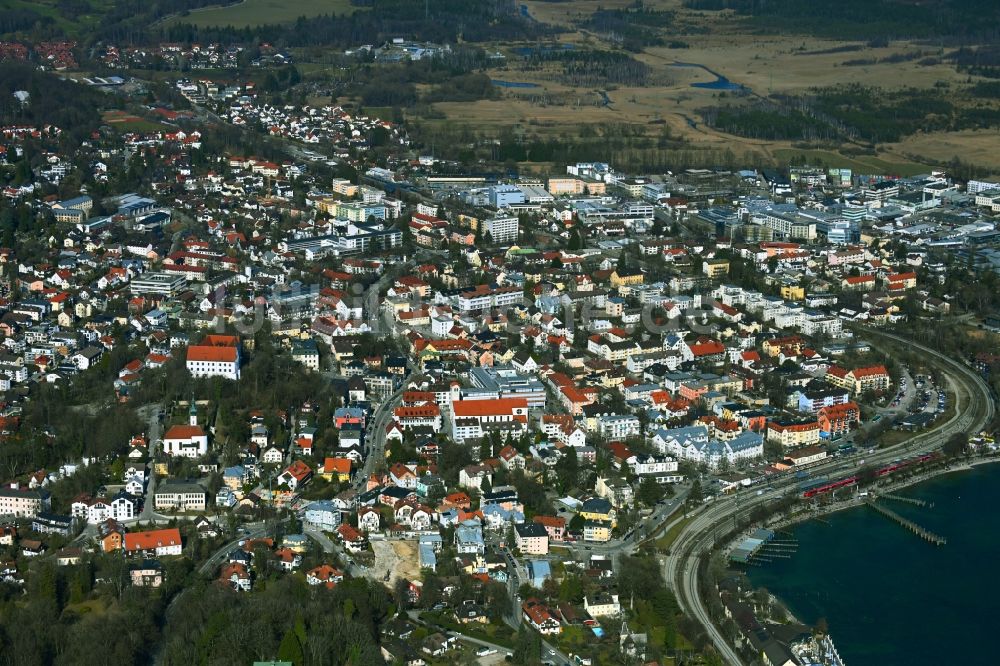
[567,227,583,251]
[555,447,579,493]
[688,479,703,505]
[513,626,542,665]
[944,432,968,457]
[638,476,664,506]
[277,628,304,666]
[394,577,411,612]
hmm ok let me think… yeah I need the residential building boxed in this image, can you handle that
[766,420,821,449]
[515,523,549,555]
[825,365,890,395]
[483,215,519,244]
[818,401,861,437]
[584,593,622,619]
[522,599,561,635]
[0,488,50,518]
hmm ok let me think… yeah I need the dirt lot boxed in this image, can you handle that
[366,539,420,586]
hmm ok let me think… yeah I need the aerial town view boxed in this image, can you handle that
[0,0,998,664]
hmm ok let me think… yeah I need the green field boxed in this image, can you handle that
[162,0,362,29]
[0,0,105,35]
[771,148,929,177]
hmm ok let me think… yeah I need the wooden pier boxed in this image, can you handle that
[866,500,946,545]
[880,493,933,508]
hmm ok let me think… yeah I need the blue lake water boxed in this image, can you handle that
[491,80,541,89]
[748,464,1000,666]
[670,61,744,91]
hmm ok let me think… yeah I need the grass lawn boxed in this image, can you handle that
[654,515,693,552]
[63,598,108,616]
[162,0,363,29]
[771,147,929,177]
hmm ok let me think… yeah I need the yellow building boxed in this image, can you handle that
[610,268,644,288]
[702,259,730,279]
[578,498,617,528]
[583,521,613,543]
[780,284,805,301]
[548,177,585,196]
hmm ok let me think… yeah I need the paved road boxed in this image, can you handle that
[666,330,995,665]
[303,526,367,578]
[355,382,407,491]
[198,522,270,575]
[135,403,167,522]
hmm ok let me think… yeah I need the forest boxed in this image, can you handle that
[582,5,677,52]
[950,45,1000,79]
[0,64,109,147]
[681,0,1000,42]
[0,555,391,666]
[702,85,1000,145]
[161,0,554,50]
[160,577,390,665]
[522,48,651,87]
[354,48,501,108]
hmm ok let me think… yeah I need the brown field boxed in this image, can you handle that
[439,0,998,169]
[889,130,1000,169]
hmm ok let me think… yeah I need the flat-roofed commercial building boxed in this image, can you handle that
[131,272,187,297]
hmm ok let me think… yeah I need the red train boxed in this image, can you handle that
[803,476,856,498]
[802,453,939,498]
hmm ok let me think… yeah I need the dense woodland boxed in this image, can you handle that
[161,577,390,665]
[682,0,1000,42]
[0,64,108,147]
[161,0,553,50]
[582,5,680,52]
[522,48,652,87]
[702,85,1000,145]
[0,558,390,666]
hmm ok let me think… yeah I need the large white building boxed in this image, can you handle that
[483,216,519,244]
[186,335,241,380]
[450,398,529,443]
[597,414,641,440]
[154,481,207,512]
[456,285,522,313]
[130,272,187,297]
[652,426,763,470]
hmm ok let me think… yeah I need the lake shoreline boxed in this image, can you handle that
[745,454,1000,666]
[766,453,1000,533]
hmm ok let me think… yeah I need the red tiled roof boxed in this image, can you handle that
[452,398,528,417]
[124,528,181,552]
[163,425,205,440]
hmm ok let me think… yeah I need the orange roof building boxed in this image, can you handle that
[123,528,182,555]
[186,335,240,380]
